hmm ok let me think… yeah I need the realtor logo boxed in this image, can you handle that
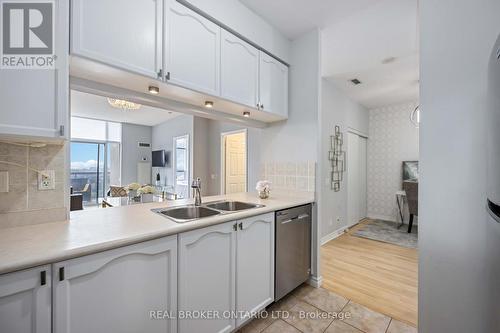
[1,1,55,69]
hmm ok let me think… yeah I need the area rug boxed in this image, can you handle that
[352,220,418,249]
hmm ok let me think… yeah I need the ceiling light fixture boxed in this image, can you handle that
[107,98,141,110]
[243,111,250,118]
[205,101,214,108]
[148,86,160,95]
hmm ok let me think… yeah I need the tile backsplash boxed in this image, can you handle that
[0,141,67,228]
[260,161,316,192]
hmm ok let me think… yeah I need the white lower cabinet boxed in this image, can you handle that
[178,213,275,333]
[52,235,177,333]
[0,265,51,333]
[178,221,237,333]
[236,213,275,327]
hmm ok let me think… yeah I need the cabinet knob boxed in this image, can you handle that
[166,71,171,81]
[256,103,260,110]
[238,222,243,230]
[233,223,237,231]
[260,103,264,109]
[157,69,163,79]
[59,267,65,281]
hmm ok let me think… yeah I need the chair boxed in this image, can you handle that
[108,185,128,197]
[73,183,91,202]
[403,181,418,233]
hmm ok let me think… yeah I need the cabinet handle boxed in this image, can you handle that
[166,71,171,81]
[157,69,163,79]
[59,267,65,281]
[59,125,65,136]
[40,271,46,286]
[238,222,243,230]
[256,103,260,110]
[260,103,264,109]
[233,223,237,231]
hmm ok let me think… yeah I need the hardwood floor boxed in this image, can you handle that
[320,219,418,327]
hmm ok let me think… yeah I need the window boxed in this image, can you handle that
[173,135,189,199]
[70,117,121,206]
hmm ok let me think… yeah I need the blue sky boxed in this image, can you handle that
[71,142,102,170]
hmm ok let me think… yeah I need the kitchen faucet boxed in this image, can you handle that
[191,177,202,206]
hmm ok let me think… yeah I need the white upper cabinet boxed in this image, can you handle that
[236,213,275,327]
[259,52,289,117]
[178,221,236,333]
[0,0,68,140]
[164,0,221,96]
[0,265,51,333]
[71,0,162,78]
[220,30,259,108]
[53,236,177,333]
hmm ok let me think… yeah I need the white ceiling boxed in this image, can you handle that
[240,0,383,40]
[240,0,419,109]
[71,90,180,126]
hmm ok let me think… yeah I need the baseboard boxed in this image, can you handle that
[321,226,348,245]
[307,275,323,288]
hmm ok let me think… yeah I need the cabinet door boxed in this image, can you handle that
[0,0,68,139]
[0,265,51,333]
[236,213,275,327]
[259,52,289,117]
[165,0,221,96]
[220,30,259,108]
[53,236,177,333]
[71,0,162,78]
[178,221,236,333]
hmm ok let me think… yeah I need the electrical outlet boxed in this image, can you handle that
[0,171,8,193]
[38,170,55,191]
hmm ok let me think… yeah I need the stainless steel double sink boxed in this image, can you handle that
[151,200,265,223]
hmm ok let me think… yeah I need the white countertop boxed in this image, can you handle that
[0,191,314,275]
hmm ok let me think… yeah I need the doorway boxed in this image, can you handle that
[347,130,368,227]
[221,130,247,194]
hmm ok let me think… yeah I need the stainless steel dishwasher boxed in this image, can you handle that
[275,204,312,301]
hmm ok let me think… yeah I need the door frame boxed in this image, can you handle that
[220,129,248,194]
[346,129,368,227]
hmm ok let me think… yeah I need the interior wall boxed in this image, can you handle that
[319,79,369,240]
[419,0,500,331]
[121,123,152,186]
[151,115,194,188]
[366,101,419,222]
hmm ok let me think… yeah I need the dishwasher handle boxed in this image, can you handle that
[280,213,310,224]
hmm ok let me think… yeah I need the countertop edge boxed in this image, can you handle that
[0,197,314,275]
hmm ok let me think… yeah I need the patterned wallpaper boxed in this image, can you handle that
[367,101,419,222]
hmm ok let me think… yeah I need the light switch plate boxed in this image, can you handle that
[0,171,8,193]
[38,170,55,190]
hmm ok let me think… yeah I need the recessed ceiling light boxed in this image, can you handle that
[243,111,250,118]
[351,78,362,85]
[148,86,159,94]
[205,101,214,108]
[381,56,397,64]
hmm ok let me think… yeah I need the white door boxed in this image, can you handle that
[0,266,51,333]
[164,0,221,95]
[220,30,259,108]
[358,137,368,220]
[71,0,162,78]
[347,132,367,227]
[53,236,177,333]
[178,222,236,333]
[236,213,275,327]
[0,0,68,139]
[173,135,190,199]
[259,52,288,117]
[224,132,247,194]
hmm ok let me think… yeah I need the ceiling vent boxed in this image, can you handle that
[350,78,362,85]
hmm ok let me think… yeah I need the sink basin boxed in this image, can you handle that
[205,201,264,212]
[153,206,220,223]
